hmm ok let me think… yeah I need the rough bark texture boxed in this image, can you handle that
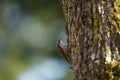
[59,0,120,80]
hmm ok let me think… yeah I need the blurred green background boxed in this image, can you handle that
[0,0,72,80]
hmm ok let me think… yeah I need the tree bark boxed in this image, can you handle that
[59,0,120,80]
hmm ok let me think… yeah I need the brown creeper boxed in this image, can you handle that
[56,39,70,63]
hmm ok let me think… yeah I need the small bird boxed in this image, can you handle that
[56,39,70,63]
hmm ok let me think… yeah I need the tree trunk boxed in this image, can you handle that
[59,0,120,80]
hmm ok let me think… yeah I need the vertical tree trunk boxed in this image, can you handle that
[59,0,120,80]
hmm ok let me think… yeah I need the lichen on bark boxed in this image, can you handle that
[59,0,120,80]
